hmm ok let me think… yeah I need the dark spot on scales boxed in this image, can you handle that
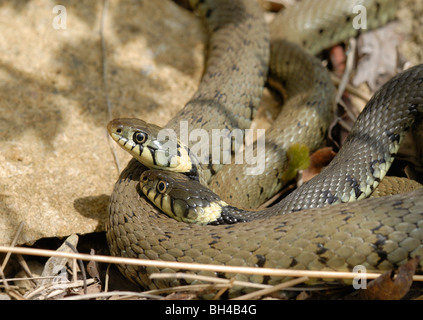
[255,254,266,268]
[375,1,381,13]
[342,215,353,222]
[248,99,255,116]
[318,257,328,264]
[273,222,287,232]
[346,174,362,199]
[371,224,383,232]
[322,190,338,204]
[316,243,327,255]
[205,8,212,18]
[216,272,226,280]
[385,129,400,143]
[370,234,388,264]
[147,146,157,165]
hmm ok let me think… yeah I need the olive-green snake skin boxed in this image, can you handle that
[106,0,423,296]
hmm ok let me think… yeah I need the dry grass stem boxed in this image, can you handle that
[62,290,162,300]
[150,272,271,289]
[331,74,372,102]
[1,245,422,283]
[334,38,356,104]
[232,276,309,300]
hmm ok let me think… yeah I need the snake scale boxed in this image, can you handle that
[106,0,423,296]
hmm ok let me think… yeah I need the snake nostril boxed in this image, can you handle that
[116,128,122,134]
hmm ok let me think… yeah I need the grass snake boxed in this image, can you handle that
[106,0,423,296]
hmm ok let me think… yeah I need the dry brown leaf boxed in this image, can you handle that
[358,257,420,300]
[87,249,101,282]
[352,22,401,91]
[82,282,102,296]
[302,147,336,183]
[37,234,79,288]
[295,291,311,300]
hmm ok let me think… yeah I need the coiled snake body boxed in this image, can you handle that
[106,0,423,296]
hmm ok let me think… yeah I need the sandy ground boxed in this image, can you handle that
[0,0,205,245]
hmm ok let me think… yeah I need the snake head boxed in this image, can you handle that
[107,118,195,174]
[139,169,227,225]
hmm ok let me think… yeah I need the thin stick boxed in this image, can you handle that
[62,290,162,300]
[232,276,309,300]
[104,264,111,293]
[331,74,371,102]
[1,222,24,271]
[16,255,37,288]
[0,265,9,293]
[150,272,271,289]
[0,276,56,284]
[213,278,234,300]
[334,38,356,105]
[65,241,87,294]
[0,222,25,297]
[24,279,95,300]
[100,0,121,174]
[257,183,295,209]
[106,129,121,174]
[100,0,112,119]
[1,245,422,282]
[144,283,231,296]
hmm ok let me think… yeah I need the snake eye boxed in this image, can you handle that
[157,180,168,194]
[133,131,148,144]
